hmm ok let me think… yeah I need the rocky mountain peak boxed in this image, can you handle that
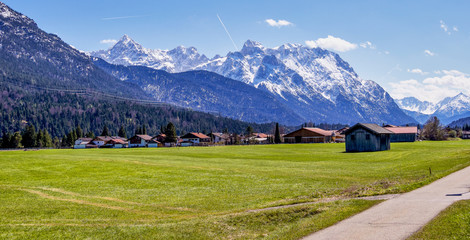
[112,35,143,51]
[241,40,265,55]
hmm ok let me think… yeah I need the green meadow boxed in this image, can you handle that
[408,199,470,240]
[1,141,470,239]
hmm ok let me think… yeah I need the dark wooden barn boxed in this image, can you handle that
[344,123,392,152]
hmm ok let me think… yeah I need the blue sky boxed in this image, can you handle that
[3,0,470,103]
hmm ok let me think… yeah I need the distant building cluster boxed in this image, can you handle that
[73,123,420,152]
[73,132,273,149]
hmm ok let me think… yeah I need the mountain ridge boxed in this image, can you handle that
[92,58,304,125]
[91,35,416,125]
[395,93,470,124]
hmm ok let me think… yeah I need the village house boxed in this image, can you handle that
[384,126,418,142]
[147,139,160,148]
[284,128,334,143]
[73,138,93,149]
[91,136,126,147]
[181,133,211,146]
[208,132,230,144]
[345,123,392,152]
[332,127,348,142]
[128,135,154,148]
[103,139,128,148]
[245,133,270,144]
[153,133,166,143]
[462,131,470,139]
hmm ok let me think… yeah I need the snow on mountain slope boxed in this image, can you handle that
[91,36,416,125]
[0,2,146,98]
[395,97,438,115]
[395,93,470,124]
[91,35,209,73]
[434,93,470,118]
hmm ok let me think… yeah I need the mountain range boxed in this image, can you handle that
[92,58,302,124]
[395,93,470,124]
[91,35,416,125]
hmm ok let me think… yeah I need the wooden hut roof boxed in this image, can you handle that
[345,123,393,135]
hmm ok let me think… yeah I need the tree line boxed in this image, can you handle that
[1,125,56,149]
[0,84,277,141]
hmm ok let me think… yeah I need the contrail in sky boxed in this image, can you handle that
[102,15,148,21]
[217,14,239,51]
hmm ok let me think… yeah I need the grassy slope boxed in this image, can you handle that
[408,200,470,240]
[0,141,469,239]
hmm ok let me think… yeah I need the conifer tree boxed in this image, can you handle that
[135,126,142,135]
[66,131,75,147]
[22,125,37,148]
[246,126,253,136]
[42,129,53,147]
[165,122,177,143]
[36,129,44,147]
[11,132,23,148]
[85,131,95,139]
[61,135,68,147]
[101,125,110,136]
[274,123,282,144]
[2,132,11,148]
[72,130,77,143]
[53,137,60,148]
[76,126,83,138]
[118,126,127,138]
[142,125,147,135]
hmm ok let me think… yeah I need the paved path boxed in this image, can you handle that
[303,166,470,240]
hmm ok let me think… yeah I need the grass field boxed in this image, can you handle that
[408,200,470,239]
[1,141,470,239]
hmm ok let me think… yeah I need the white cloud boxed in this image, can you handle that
[100,39,118,45]
[265,19,293,27]
[440,20,449,34]
[424,49,435,56]
[305,35,357,52]
[389,69,470,103]
[440,20,458,35]
[360,41,376,49]
[407,68,428,75]
[384,51,390,55]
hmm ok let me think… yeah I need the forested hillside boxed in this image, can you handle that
[0,82,276,139]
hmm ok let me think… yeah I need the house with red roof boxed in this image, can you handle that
[245,133,270,144]
[284,127,335,143]
[103,138,128,148]
[128,134,155,147]
[91,136,127,147]
[181,133,211,146]
[384,126,418,142]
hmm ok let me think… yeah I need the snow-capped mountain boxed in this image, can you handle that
[395,93,470,124]
[91,35,209,73]
[92,36,416,125]
[93,58,303,125]
[395,97,437,115]
[434,93,470,122]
